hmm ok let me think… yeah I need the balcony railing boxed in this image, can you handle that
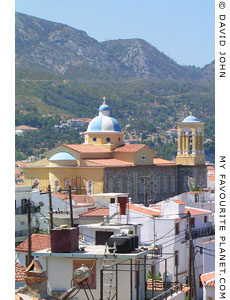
[149,283,183,300]
[15,205,40,215]
[185,225,215,240]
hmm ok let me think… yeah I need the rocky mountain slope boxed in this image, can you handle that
[16,12,214,80]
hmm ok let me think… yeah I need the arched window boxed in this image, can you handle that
[93,137,97,142]
[106,137,111,142]
[87,180,93,195]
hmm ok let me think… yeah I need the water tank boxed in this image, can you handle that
[51,226,79,253]
[129,234,139,249]
[108,233,133,253]
[73,264,90,283]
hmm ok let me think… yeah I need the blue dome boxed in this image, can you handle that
[99,104,110,111]
[87,115,121,132]
[87,101,121,133]
[49,152,76,161]
[182,116,199,123]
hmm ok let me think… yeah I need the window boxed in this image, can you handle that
[96,231,113,245]
[141,154,146,161]
[200,247,203,255]
[87,180,93,195]
[110,198,115,204]
[175,223,180,235]
[93,137,97,142]
[54,179,60,191]
[65,180,71,189]
[106,137,111,142]
[195,194,199,203]
[171,176,175,192]
[200,175,203,185]
[163,176,167,192]
[204,216,207,223]
[174,250,179,266]
[118,137,121,142]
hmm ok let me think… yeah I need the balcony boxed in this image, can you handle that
[15,205,40,215]
[185,225,215,240]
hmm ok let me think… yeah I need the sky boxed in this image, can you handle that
[15,0,215,67]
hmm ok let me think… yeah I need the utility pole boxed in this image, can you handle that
[68,185,74,227]
[192,244,197,300]
[187,211,193,300]
[48,184,54,231]
[40,184,54,232]
[59,186,84,227]
[27,198,32,267]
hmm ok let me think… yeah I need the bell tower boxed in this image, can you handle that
[176,115,205,166]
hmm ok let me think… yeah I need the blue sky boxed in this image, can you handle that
[15,0,215,67]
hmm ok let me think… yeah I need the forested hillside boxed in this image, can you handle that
[15,12,215,162]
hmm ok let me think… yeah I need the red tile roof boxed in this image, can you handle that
[86,158,133,167]
[113,144,146,153]
[208,175,215,182]
[78,207,109,217]
[127,203,161,216]
[184,207,210,216]
[15,169,20,175]
[154,158,176,166]
[52,193,95,207]
[15,262,26,282]
[173,200,185,205]
[203,239,215,245]
[15,234,50,253]
[124,203,210,217]
[187,191,204,194]
[200,272,215,287]
[64,144,110,153]
[15,161,28,168]
[16,125,38,130]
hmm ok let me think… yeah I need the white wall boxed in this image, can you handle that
[204,286,215,300]
[203,241,215,273]
[39,256,143,300]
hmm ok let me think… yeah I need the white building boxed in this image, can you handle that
[200,272,215,300]
[107,199,214,300]
[32,244,154,300]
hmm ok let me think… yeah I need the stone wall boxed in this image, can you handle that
[104,164,207,204]
[104,165,178,204]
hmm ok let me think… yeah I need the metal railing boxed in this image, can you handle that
[15,205,40,215]
[185,225,215,240]
[149,283,183,300]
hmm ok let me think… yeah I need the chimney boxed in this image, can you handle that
[117,197,128,215]
[24,259,48,298]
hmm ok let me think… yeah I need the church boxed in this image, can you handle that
[23,99,207,204]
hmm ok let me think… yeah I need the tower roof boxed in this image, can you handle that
[182,115,199,123]
[87,99,121,133]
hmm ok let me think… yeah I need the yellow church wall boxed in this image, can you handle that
[134,146,155,165]
[24,165,105,194]
[48,167,104,194]
[85,132,124,148]
[112,152,135,164]
[24,167,50,190]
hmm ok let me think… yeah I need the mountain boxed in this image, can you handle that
[15,12,215,162]
[15,12,214,80]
